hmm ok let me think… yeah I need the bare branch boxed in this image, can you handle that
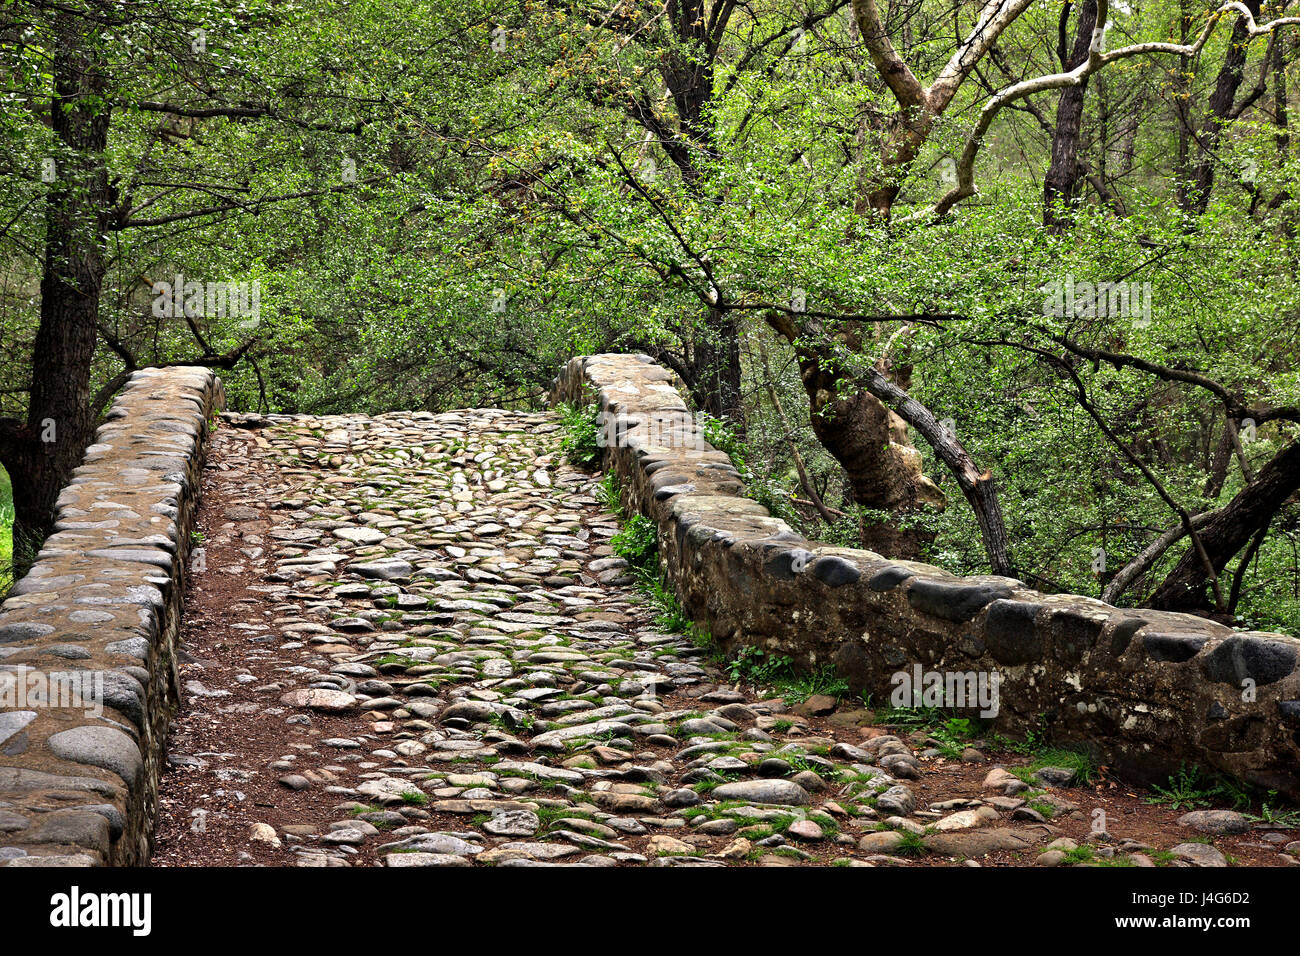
[1102,510,1218,602]
[929,0,1040,111]
[929,1,1300,217]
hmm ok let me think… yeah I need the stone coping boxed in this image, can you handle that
[551,353,1300,799]
[0,367,223,866]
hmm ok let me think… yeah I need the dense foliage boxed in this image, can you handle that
[2,0,1298,632]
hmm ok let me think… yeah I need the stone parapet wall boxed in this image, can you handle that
[552,353,1300,798]
[0,367,223,866]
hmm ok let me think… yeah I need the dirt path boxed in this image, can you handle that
[151,409,1297,867]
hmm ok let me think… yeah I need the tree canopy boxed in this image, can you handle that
[2,0,1298,630]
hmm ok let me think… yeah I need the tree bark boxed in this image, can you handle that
[849,0,1036,218]
[1102,510,1217,604]
[1149,438,1300,611]
[857,118,932,218]
[621,3,743,423]
[1173,0,1195,210]
[765,313,944,559]
[1267,26,1295,229]
[1273,25,1292,158]
[1183,0,1263,213]
[1043,0,1099,232]
[855,366,1013,575]
[0,9,113,573]
[689,307,745,423]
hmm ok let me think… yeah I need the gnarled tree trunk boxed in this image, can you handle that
[766,314,944,559]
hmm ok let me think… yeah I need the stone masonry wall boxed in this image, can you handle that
[0,367,223,866]
[552,353,1300,799]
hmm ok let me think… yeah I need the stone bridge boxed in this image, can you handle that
[0,356,1297,868]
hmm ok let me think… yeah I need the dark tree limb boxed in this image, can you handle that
[1150,438,1300,611]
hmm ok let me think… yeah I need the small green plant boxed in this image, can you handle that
[597,471,624,515]
[1146,764,1222,810]
[929,716,979,758]
[630,569,690,631]
[894,830,927,857]
[372,653,418,669]
[691,773,743,794]
[943,716,974,738]
[699,413,750,478]
[556,400,602,469]
[877,704,947,729]
[1029,747,1098,785]
[725,647,849,703]
[986,715,1051,755]
[603,502,710,644]
[1213,776,1256,812]
[491,709,534,732]
[778,667,850,704]
[1249,792,1300,828]
[1026,798,1057,820]
[726,645,794,685]
[808,811,840,835]
[611,514,658,568]
[1062,845,1096,865]
[873,707,993,758]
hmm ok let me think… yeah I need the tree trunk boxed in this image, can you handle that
[0,10,112,573]
[1043,0,1099,232]
[1267,26,1295,231]
[856,117,931,219]
[1149,438,1300,611]
[1273,26,1291,159]
[633,4,737,421]
[766,314,944,559]
[1184,0,1262,214]
[689,307,745,424]
[1173,0,1194,209]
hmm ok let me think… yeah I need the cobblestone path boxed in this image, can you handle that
[150,409,1289,867]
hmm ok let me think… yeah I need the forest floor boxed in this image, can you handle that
[151,410,1299,867]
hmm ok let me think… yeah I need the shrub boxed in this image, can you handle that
[611,513,658,568]
[556,400,601,469]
